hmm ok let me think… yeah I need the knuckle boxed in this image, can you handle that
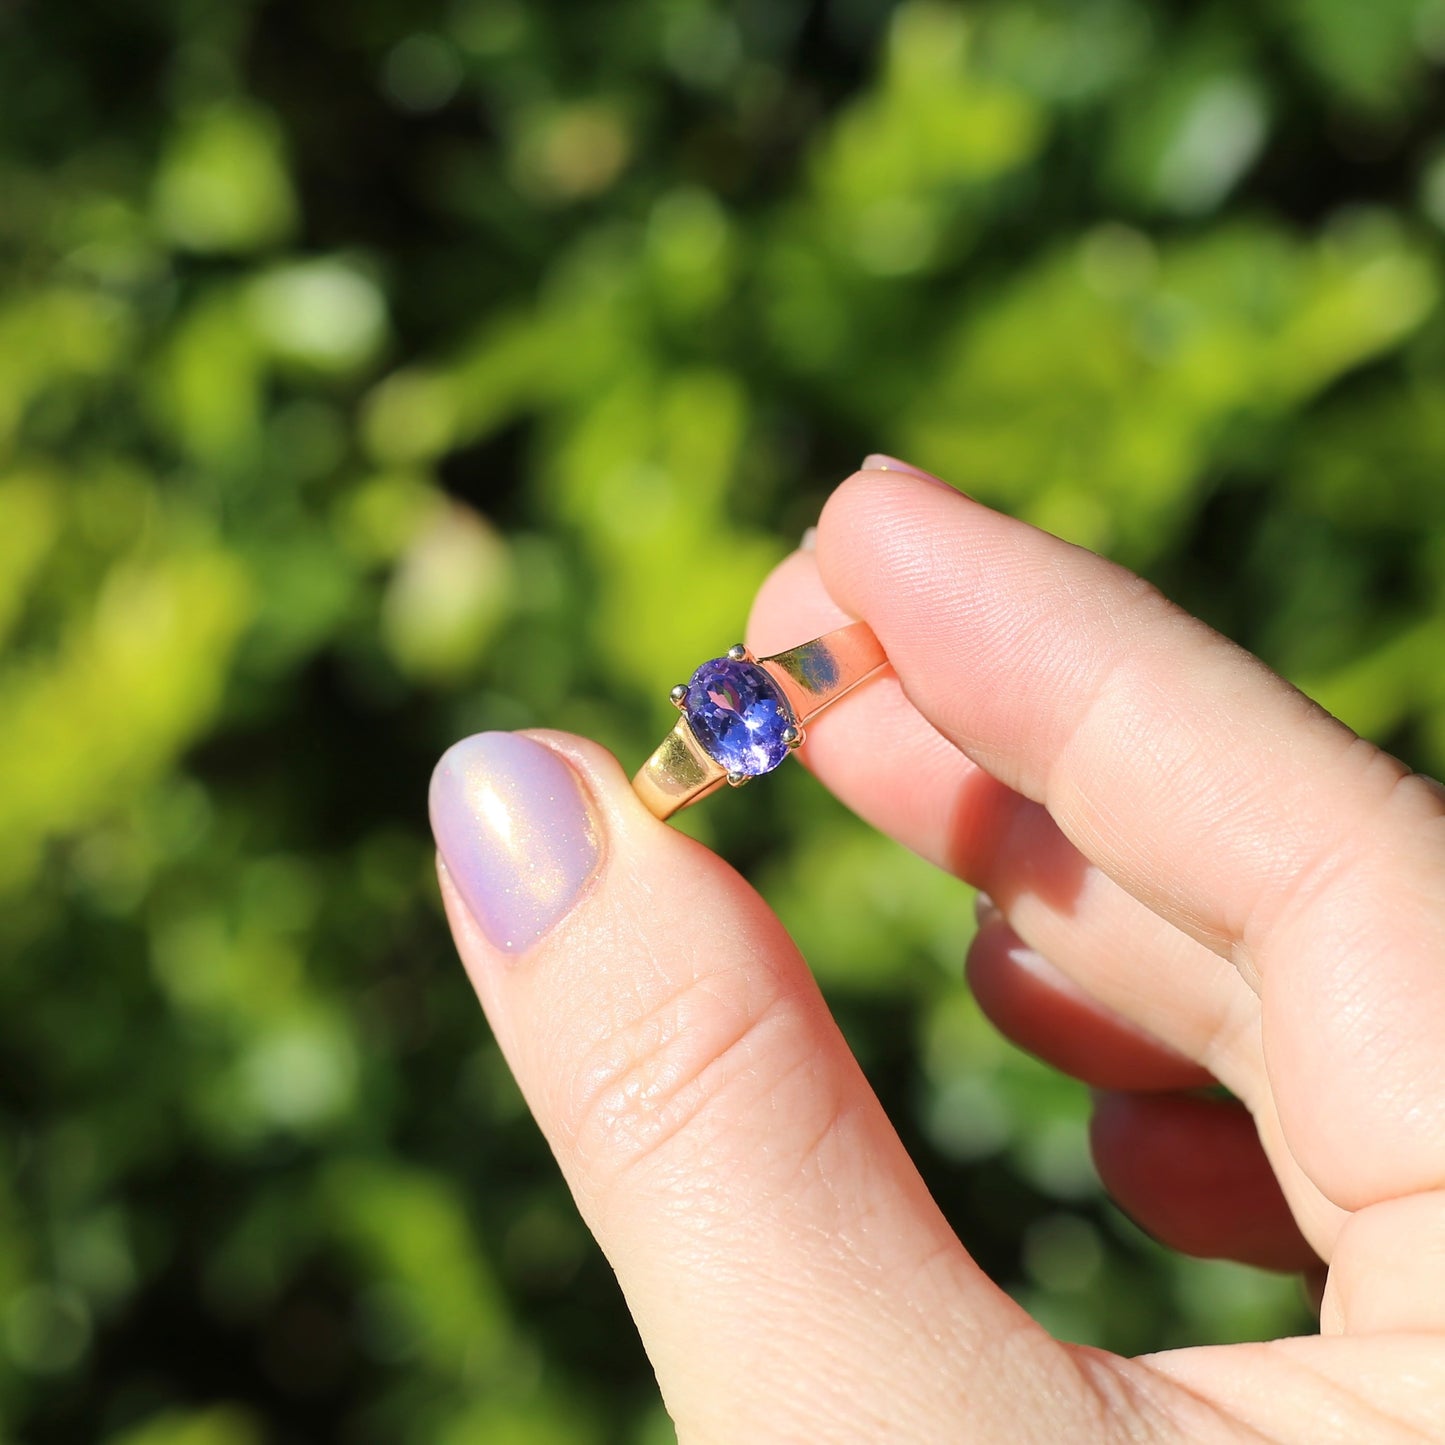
[1249,737,1431,955]
[557,950,804,1191]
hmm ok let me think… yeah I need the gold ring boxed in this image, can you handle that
[632,620,887,820]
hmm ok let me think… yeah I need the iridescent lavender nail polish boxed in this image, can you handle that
[429,732,601,954]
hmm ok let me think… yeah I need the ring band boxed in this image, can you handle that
[632,620,887,820]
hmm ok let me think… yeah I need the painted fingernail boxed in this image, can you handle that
[799,524,818,553]
[860,454,956,492]
[429,732,601,954]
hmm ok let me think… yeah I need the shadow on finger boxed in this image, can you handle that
[966,911,1214,1092]
[1090,1090,1321,1273]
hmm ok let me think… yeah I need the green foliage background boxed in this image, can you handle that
[4,0,1445,1439]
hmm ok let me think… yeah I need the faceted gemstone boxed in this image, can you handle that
[683,657,795,777]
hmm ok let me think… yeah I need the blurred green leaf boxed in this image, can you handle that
[106,1407,263,1445]
[152,102,298,254]
[0,546,250,889]
[1283,0,1438,110]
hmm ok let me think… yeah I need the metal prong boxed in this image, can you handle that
[726,770,748,787]
[669,684,688,708]
[782,724,803,749]
[726,643,749,662]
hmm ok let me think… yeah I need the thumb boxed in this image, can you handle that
[428,729,1062,1439]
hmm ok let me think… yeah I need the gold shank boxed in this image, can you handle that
[632,620,887,822]
[762,622,887,726]
[631,713,727,820]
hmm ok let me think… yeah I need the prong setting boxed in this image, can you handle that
[725,770,748,787]
[669,684,688,708]
[726,642,749,662]
[782,724,803,749]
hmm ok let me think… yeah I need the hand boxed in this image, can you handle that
[428,464,1445,1442]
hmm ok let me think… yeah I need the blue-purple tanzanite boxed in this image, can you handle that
[684,657,795,777]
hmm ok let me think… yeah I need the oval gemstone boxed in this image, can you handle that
[684,657,795,777]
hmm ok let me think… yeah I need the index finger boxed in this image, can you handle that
[811,466,1445,1213]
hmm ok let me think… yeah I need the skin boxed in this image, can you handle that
[435,468,1445,1442]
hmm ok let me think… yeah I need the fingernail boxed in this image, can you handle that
[860,454,956,492]
[799,524,818,553]
[429,732,601,954]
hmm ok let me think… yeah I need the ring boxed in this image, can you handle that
[632,620,887,820]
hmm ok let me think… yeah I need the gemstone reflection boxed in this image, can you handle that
[683,658,795,777]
